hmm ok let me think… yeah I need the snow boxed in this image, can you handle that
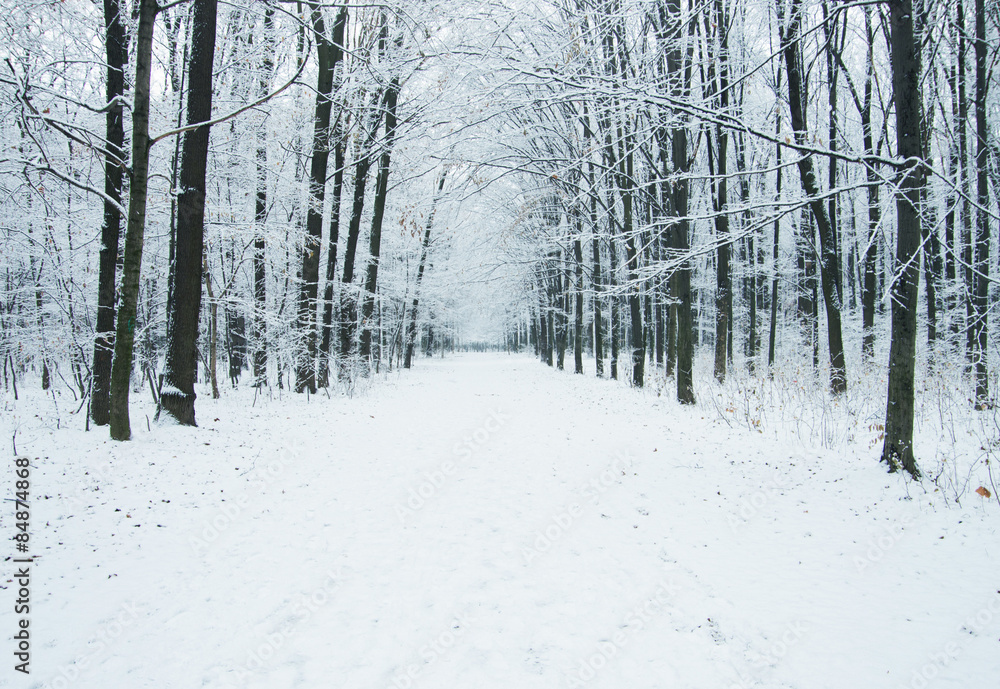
[2,354,997,689]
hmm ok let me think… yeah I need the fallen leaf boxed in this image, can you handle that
[975,486,992,498]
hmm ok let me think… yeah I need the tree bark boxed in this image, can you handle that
[108,0,156,440]
[157,0,218,426]
[779,0,847,394]
[973,0,990,404]
[360,75,400,363]
[295,4,339,393]
[405,169,446,369]
[158,0,218,426]
[91,0,127,426]
[881,0,924,478]
[574,231,584,374]
[251,7,275,388]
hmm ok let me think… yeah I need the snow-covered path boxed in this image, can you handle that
[8,354,999,688]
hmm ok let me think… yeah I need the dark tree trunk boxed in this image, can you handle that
[339,102,383,363]
[664,0,695,404]
[706,0,731,384]
[316,10,347,387]
[91,0,127,426]
[583,105,604,377]
[360,76,400,363]
[159,0,218,426]
[574,232,584,374]
[959,0,975,366]
[252,7,275,388]
[295,4,339,394]
[768,100,781,370]
[973,0,990,404]
[881,0,924,478]
[861,6,879,362]
[621,150,644,388]
[780,0,847,394]
[405,169,446,369]
[109,0,156,441]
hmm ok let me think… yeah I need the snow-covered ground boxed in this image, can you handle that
[2,354,998,689]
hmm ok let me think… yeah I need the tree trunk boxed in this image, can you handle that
[295,4,338,394]
[405,169,447,369]
[663,0,695,404]
[973,0,990,404]
[158,0,218,426]
[574,230,584,374]
[360,75,400,363]
[707,0,731,384]
[339,100,383,364]
[779,0,847,394]
[881,0,924,478]
[91,0,127,426]
[204,266,220,399]
[108,0,156,440]
[861,6,879,362]
[251,7,275,388]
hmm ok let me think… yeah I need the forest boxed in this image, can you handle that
[0,0,999,686]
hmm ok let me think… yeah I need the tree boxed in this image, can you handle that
[778,0,847,394]
[108,0,157,441]
[881,0,925,478]
[90,0,128,427]
[295,4,346,393]
[158,0,219,426]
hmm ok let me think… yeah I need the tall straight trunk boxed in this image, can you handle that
[404,169,446,369]
[92,0,127,426]
[973,0,990,404]
[621,149,644,387]
[317,120,343,386]
[583,105,604,377]
[664,0,695,404]
[707,0,731,384]
[537,291,549,365]
[317,11,348,387]
[741,145,757,373]
[779,0,847,394]
[861,6,879,361]
[824,2,844,309]
[339,102,383,362]
[768,94,782,369]
[108,0,156,440]
[946,57,960,343]
[959,0,975,365]
[295,4,340,394]
[252,7,275,388]
[203,266,220,399]
[360,75,400,362]
[159,0,218,426]
[881,0,924,478]
[608,218,620,380]
[574,231,584,374]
